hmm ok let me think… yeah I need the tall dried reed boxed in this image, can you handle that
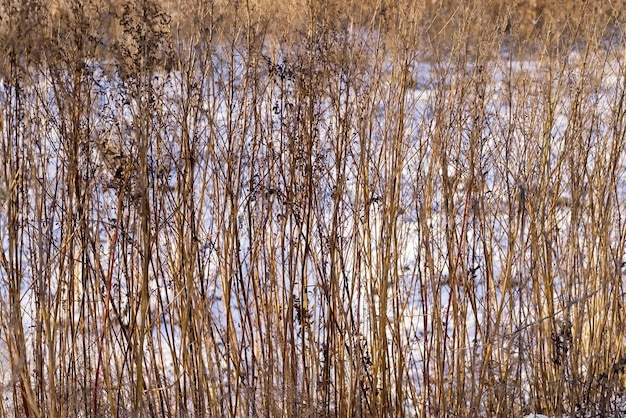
[0,0,625,417]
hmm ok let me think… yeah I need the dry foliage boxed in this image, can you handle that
[0,0,625,417]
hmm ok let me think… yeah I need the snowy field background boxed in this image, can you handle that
[1,1,626,417]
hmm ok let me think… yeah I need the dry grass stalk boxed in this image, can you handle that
[0,0,625,417]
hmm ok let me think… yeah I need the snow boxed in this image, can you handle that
[1,44,626,415]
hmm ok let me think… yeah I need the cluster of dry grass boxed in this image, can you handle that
[0,0,626,417]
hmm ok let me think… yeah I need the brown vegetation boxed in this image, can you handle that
[0,0,625,417]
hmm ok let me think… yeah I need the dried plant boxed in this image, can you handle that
[0,0,625,417]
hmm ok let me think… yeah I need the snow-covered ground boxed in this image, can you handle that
[1,44,626,416]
